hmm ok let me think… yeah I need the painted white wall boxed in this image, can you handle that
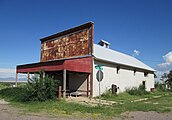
[92,60,154,97]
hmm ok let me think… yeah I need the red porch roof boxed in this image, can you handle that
[17,57,92,73]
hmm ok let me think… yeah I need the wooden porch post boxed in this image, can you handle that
[15,73,18,87]
[43,72,45,78]
[87,74,90,97]
[27,72,30,82]
[63,69,66,98]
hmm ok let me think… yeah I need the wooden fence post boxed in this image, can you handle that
[58,86,62,101]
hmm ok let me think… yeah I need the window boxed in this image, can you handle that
[142,81,146,86]
[117,66,120,74]
[142,81,146,89]
[134,69,136,76]
[144,72,148,77]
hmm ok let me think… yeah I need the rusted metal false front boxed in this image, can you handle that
[40,23,93,62]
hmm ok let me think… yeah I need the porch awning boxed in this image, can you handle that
[17,57,92,74]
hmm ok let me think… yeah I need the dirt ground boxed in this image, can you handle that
[122,111,172,120]
[0,102,172,120]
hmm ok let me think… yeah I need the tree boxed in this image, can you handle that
[161,73,168,79]
[165,70,172,91]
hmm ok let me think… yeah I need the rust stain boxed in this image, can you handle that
[41,29,92,62]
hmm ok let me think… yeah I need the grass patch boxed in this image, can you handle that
[0,87,27,102]
[126,85,150,95]
[0,83,26,90]
[0,85,172,118]
[0,87,123,117]
[9,100,124,118]
[5,91,172,117]
[0,83,7,90]
[0,82,14,90]
[102,92,141,102]
[101,91,172,113]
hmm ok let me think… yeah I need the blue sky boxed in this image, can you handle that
[0,0,172,78]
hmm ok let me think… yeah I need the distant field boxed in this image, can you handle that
[0,77,27,82]
[0,82,26,90]
[0,81,27,83]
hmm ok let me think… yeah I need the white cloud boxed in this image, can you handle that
[163,51,172,63]
[132,50,140,57]
[155,51,172,72]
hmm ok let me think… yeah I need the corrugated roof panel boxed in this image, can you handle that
[93,44,155,71]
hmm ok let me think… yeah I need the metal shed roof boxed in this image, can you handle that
[93,44,155,72]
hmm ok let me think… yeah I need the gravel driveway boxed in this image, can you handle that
[0,100,172,120]
[123,111,172,120]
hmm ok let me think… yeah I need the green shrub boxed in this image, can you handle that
[155,82,168,92]
[0,82,13,90]
[101,89,115,98]
[0,87,27,102]
[126,85,150,95]
[0,83,7,90]
[24,71,59,102]
[0,83,27,90]
[0,72,60,102]
[17,83,27,88]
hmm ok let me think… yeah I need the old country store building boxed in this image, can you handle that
[16,22,155,97]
